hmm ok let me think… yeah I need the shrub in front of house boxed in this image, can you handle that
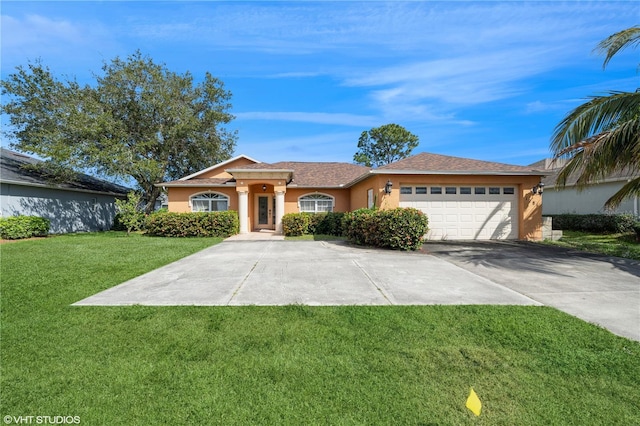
[342,208,378,245]
[145,211,239,237]
[282,212,346,237]
[0,215,50,240]
[314,212,346,236]
[551,214,637,234]
[343,208,429,251]
[282,213,312,236]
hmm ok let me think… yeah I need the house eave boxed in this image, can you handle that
[370,169,546,176]
[286,184,347,189]
[155,182,236,188]
[1,179,129,197]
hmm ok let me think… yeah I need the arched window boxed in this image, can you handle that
[299,194,334,213]
[191,193,229,212]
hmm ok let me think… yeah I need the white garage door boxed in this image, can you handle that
[399,185,518,240]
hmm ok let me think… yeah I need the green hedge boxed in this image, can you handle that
[343,208,429,251]
[0,215,50,239]
[281,212,346,237]
[145,211,239,237]
[550,214,637,234]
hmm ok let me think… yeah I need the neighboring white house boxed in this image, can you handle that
[532,158,640,216]
[0,148,130,233]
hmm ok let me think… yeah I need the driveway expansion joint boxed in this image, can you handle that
[352,259,394,305]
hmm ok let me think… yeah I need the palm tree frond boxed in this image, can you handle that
[594,25,640,69]
[551,91,640,154]
[554,119,640,189]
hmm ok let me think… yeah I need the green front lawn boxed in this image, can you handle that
[1,233,639,424]
[544,230,640,261]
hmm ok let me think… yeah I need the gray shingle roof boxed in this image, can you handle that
[268,162,370,187]
[0,148,130,195]
[378,152,543,174]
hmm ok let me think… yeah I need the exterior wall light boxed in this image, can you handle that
[262,184,267,192]
[532,182,545,195]
[384,180,393,194]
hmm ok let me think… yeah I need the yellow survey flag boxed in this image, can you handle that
[466,388,482,416]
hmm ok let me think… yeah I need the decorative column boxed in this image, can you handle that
[275,191,285,234]
[238,190,248,234]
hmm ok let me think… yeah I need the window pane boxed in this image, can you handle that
[430,187,442,194]
[400,187,412,194]
[415,187,427,194]
[475,187,486,195]
[503,187,515,195]
[211,200,228,211]
[192,200,209,212]
[317,200,332,212]
[445,187,457,195]
[300,194,334,213]
[489,187,500,195]
[460,187,471,195]
[300,200,315,212]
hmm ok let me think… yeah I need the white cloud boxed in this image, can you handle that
[236,131,360,162]
[2,14,81,48]
[1,13,117,78]
[235,111,379,127]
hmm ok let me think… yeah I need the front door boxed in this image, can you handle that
[255,195,274,230]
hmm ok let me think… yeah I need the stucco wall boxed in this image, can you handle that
[543,182,639,215]
[0,183,120,234]
[167,186,238,212]
[350,174,543,240]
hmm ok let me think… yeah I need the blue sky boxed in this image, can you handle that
[2,1,639,166]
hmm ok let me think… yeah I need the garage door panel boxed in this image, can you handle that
[400,185,518,240]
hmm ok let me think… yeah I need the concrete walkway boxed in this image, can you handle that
[225,230,285,241]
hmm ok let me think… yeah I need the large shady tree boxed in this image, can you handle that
[353,123,419,168]
[551,26,640,209]
[1,51,237,212]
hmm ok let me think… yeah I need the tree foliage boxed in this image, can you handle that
[1,51,237,212]
[551,26,640,209]
[114,192,144,236]
[353,123,419,167]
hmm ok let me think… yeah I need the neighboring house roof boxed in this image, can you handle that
[376,152,544,175]
[531,158,639,188]
[0,148,130,196]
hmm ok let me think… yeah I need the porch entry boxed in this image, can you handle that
[254,194,276,230]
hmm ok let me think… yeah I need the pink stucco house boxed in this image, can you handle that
[160,152,545,240]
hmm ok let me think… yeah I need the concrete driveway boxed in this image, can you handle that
[74,240,538,307]
[74,239,639,341]
[423,241,640,341]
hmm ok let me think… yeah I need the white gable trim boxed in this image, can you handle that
[179,154,261,181]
